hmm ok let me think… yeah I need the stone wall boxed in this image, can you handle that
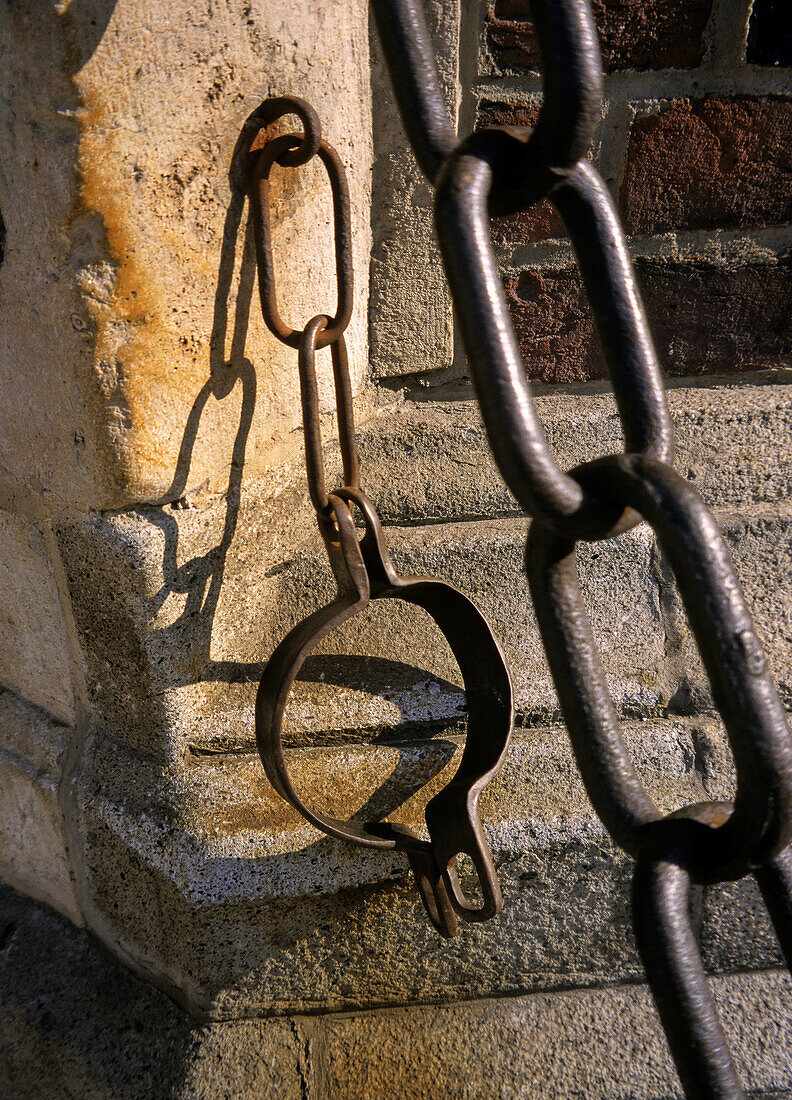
[2,0,792,1096]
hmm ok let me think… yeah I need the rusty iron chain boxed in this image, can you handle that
[248,98,514,940]
[371,0,792,1096]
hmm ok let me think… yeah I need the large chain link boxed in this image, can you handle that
[372,1,792,1096]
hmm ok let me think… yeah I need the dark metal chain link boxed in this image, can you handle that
[371,1,792,1096]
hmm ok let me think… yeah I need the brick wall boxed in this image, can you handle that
[476,0,792,383]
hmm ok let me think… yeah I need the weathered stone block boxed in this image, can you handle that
[700,874,784,976]
[71,717,718,1018]
[0,883,305,1100]
[0,688,71,799]
[52,388,792,759]
[319,968,792,1099]
[359,385,792,522]
[55,486,667,758]
[0,1,372,511]
[4,881,791,1099]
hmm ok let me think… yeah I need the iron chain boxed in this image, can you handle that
[248,99,514,940]
[372,1,792,1096]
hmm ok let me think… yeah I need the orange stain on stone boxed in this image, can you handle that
[76,85,204,497]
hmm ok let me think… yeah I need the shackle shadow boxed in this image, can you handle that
[143,108,466,759]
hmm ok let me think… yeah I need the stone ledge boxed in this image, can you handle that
[360,381,792,523]
[317,968,792,1100]
[2,881,790,1099]
[69,714,784,1019]
[54,487,792,759]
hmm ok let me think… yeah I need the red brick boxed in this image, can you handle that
[505,258,792,384]
[476,101,567,244]
[487,0,714,74]
[621,97,792,236]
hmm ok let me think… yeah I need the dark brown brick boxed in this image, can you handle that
[748,0,792,67]
[505,257,792,384]
[621,97,792,236]
[487,0,714,74]
[476,101,567,244]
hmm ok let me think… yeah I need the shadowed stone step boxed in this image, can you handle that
[68,712,784,1020]
[1,881,790,1099]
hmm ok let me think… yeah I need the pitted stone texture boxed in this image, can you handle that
[54,483,324,761]
[318,969,792,1099]
[621,97,792,235]
[4,882,791,1100]
[700,874,785,976]
[0,1,372,511]
[0,688,71,780]
[0,883,306,1100]
[360,385,792,523]
[0,471,77,726]
[72,717,722,1018]
[0,693,80,923]
[369,0,459,378]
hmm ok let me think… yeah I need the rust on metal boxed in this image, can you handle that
[248,98,353,351]
[249,101,514,938]
[372,0,792,1094]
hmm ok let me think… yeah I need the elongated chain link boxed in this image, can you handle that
[247,98,358,516]
[372,1,792,1095]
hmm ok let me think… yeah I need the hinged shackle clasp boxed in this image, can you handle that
[255,490,514,938]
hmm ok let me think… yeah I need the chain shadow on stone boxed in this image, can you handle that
[142,128,258,686]
[143,108,470,780]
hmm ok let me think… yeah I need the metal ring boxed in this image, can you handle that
[255,490,514,926]
[252,95,322,167]
[525,453,792,882]
[250,135,354,349]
